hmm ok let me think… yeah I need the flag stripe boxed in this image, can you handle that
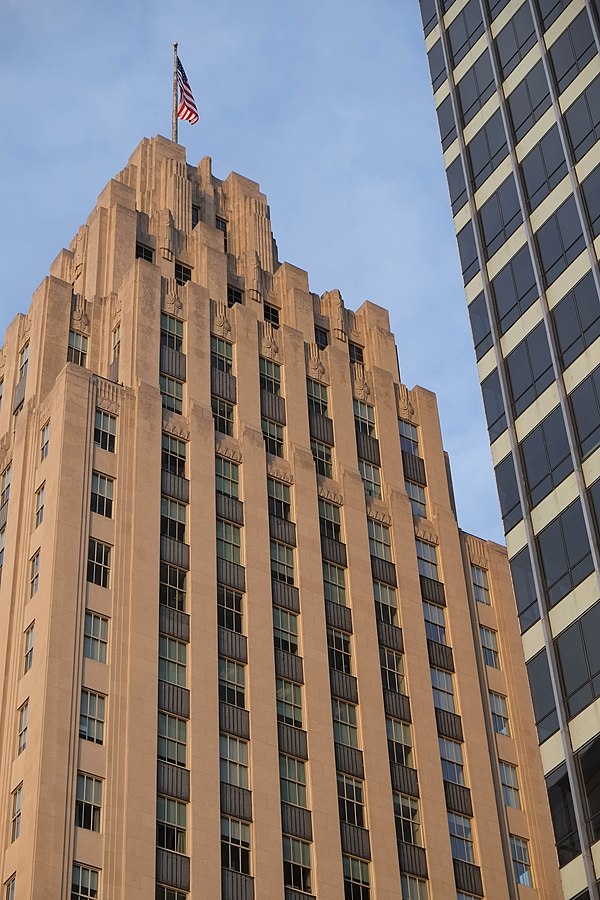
[176,57,199,125]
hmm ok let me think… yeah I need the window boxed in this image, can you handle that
[259,357,281,395]
[582,164,600,239]
[71,864,100,900]
[537,498,593,606]
[217,519,241,564]
[353,399,375,436]
[157,795,187,853]
[263,418,284,457]
[29,549,40,596]
[76,774,102,832]
[219,658,245,708]
[0,527,4,581]
[264,303,280,328]
[268,477,291,519]
[280,755,307,807]
[348,342,364,365]
[163,434,186,477]
[161,497,186,542]
[458,51,495,126]
[405,480,426,517]
[160,563,186,611]
[506,322,554,416]
[448,812,474,862]
[327,626,352,674]
[332,698,359,747]
[555,600,600,718]
[136,243,154,261]
[40,420,50,460]
[80,689,105,745]
[490,691,510,735]
[527,649,559,742]
[536,195,585,286]
[10,785,22,842]
[479,175,522,259]
[387,717,413,767]
[373,581,398,626]
[17,700,28,755]
[174,262,192,286]
[431,667,456,713]
[577,735,600,845]
[4,876,15,900]
[273,608,299,655]
[423,601,446,644]
[215,215,227,249]
[23,622,34,673]
[160,375,184,414]
[549,10,596,95]
[220,734,248,787]
[67,331,88,366]
[447,0,484,65]
[521,406,573,506]
[210,335,232,372]
[420,0,437,34]
[480,626,500,668]
[84,612,108,663]
[535,0,569,28]
[447,155,468,216]
[34,483,45,527]
[222,816,251,874]
[416,539,438,580]
[496,3,535,76]
[283,836,311,892]
[323,561,346,606]
[482,369,507,441]
[337,774,365,827]
[401,874,428,900]
[18,343,29,380]
[510,835,532,887]
[491,245,538,336]
[507,60,551,143]
[87,538,111,589]
[319,498,341,541]
[156,713,187,769]
[94,409,116,452]
[159,636,187,687]
[437,95,457,152]
[212,397,234,436]
[471,565,490,605]
[521,125,567,212]
[216,456,239,498]
[511,546,540,633]
[394,793,422,845]
[343,855,370,899]
[315,326,329,350]
[466,109,508,191]
[270,540,294,584]
[571,365,600,458]
[227,285,243,308]
[381,647,405,693]
[90,473,113,518]
[276,678,303,728]
[368,519,392,561]
[218,585,243,633]
[358,459,381,497]
[111,324,120,362]
[307,378,328,416]
[439,737,465,784]
[399,420,419,455]
[564,74,600,162]
[552,272,600,370]
[499,761,520,808]
[498,456,525,540]
[0,464,10,510]
[161,314,184,352]
[428,39,446,93]
[547,763,580,865]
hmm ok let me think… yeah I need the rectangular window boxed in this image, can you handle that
[219,658,245,708]
[554,600,600,718]
[535,195,585,287]
[283,836,312,892]
[84,612,108,663]
[273,607,299,655]
[259,358,281,395]
[448,812,474,862]
[227,285,243,308]
[508,60,551,143]
[552,271,600,371]
[312,439,333,478]
[394,793,422,845]
[262,418,284,456]
[368,519,392,561]
[277,678,303,728]
[90,473,114,518]
[34,483,45,527]
[18,343,29,380]
[467,109,508,190]
[491,245,537,337]
[80,688,105,744]
[40,420,50,460]
[564,74,600,162]
[353,399,376,436]
[327,626,352,674]
[399,420,419,455]
[447,0,483,65]
[160,563,186,611]
[319,498,341,541]
[338,773,365,826]
[401,874,428,900]
[94,409,116,452]
[71,864,100,900]
[348,342,364,365]
[135,243,154,262]
[521,124,567,212]
[161,314,184,352]
[373,580,398,626]
[87,538,111,588]
[479,175,522,259]
[537,498,593,607]
[437,95,458,152]
[482,369,507,441]
[457,51,495,125]
[161,496,186,542]
[218,585,244,633]
[431,667,456,713]
[216,456,239,498]
[343,855,370,898]
[220,734,248,788]
[157,794,187,853]
[423,601,446,644]
[211,335,233,372]
[332,698,359,747]
[23,622,34,673]
[4,876,16,900]
[307,378,328,416]
[221,815,251,874]
[323,561,346,606]
[67,330,88,366]
[315,326,329,349]
[571,366,600,459]
[471,565,490,604]
[76,773,102,832]
[387,717,413,767]
[174,262,192,286]
[215,215,227,249]
[499,761,521,808]
[496,3,535,76]
[158,712,187,768]
[405,480,426,517]
[10,785,22,842]
[439,737,465,784]
[163,434,186,477]
[280,755,307,807]
[510,834,532,887]
[159,635,187,687]
[549,10,596,95]
[29,549,40,596]
[480,625,500,668]
[264,303,280,328]
[160,375,184,414]
[490,691,510,735]
[17,700,28,755]
[212,397,234,436]
[416,539,438,580]
[582,164,600,240]
[381,647,405,694]
[271,539,294,584]
[267,477,291,519]
[217,520,241,564]
[457,221,480,284]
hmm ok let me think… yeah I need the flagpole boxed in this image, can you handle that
[172,42,178,144]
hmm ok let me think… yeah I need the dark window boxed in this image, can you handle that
[467,109,509,189]
[437,96,457,152]
[468,292,493,360]
[521,125,568,211]
[537,499,593,607]
[227,285,243,308]
[506,322,554,417]
[527,649,559,741]
[349,342,364,364]
[448,0,484,66]
[536,196,585,286]
[546,763,581,866]
[135,244,153,262]
[428,40,447,93]
[420,0,437,35]
[490,0,511,19]
[552,271,600,369]
[510,545,540,631]
[192,205,200,228]
[564,75,600,162]
[491,245,538,336]
[457,220,480,285]
[457,51,495,125]
[315,326,329,350]
[589,477,600,542]
[578,734,600,843]
[482,369,507,441]
[446,156,468,215]
[507,61,551,143]
[570,366,600,457]
[581,164,600,238]
[521,406,573,506]
[216,216,228,251]
[495,453,523,531]
[264,303,280,328]
[556,601,600,717]
[480,175,523,258]
[549,10,596,95]
[496,3,536,77]
[535,0,570,30]
[174,262,192,286]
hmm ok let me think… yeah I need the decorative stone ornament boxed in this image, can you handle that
[71,294,90,333]
[249,251,262,303]
[261,322,279,359]
[415,524,438,545]
[161,277,183,316]
[317,485,343,505]
[397,383,415,419]
[213,299,232,337]
[159,209,176,261]
[352,362,371,401]
[308,342,325,380]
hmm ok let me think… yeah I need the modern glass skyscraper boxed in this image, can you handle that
[419,0,600,896]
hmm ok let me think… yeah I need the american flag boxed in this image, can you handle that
[176,58,199,124]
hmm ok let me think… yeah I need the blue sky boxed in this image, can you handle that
[0,0,503,543]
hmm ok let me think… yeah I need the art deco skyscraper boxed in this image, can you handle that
[419,0,600,896]
[0,136,559,899]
